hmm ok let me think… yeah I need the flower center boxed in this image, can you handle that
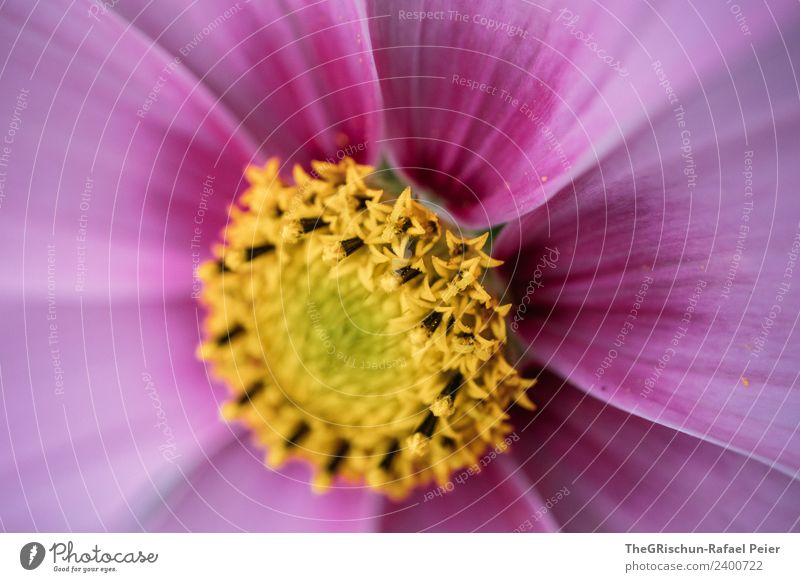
[197,157,534,499]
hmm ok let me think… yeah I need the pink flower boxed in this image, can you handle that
[1,0,798,532]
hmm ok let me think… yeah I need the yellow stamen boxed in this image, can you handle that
[197,157,535,499]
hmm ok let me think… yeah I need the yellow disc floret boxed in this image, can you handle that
[197,157,535,499]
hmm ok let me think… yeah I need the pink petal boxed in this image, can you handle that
[495,11,800,474]
[378,454,557,532]
[111,0,380,166]
[147,437,382,532]
[513,378,800,532]
[0,2,255,300]
[365,0,795,227]
[0,300,225,531]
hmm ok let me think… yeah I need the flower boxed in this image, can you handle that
[1,0,798,532]
[197,161,536,500]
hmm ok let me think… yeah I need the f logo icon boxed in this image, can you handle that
[20,542,46,570]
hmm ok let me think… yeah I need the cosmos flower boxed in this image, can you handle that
[1,0,799,532]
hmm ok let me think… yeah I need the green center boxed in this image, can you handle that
[254,243,424,428]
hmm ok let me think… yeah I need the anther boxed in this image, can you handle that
[236,379,266,405]
[406,411,438,455]
[430,398,455,417]
[451,242,468,257]
[286,422,310,447]
[379,439,400,471]
[324,236,365,265]
[283,216,328,242]
[245,243,275,261]
[430,373,464,417]
[216,323,245,346]
[299,216,328,233]
[440,373,464,399]
[421,311,443,335]
[340,237,364,256]
[414,411,438,439]
[456,332,474,346]
[326,441,350,474]
[381,265,422,292]
[425,220,439,237]
[396,266,422,284]
[382,216,413,241]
